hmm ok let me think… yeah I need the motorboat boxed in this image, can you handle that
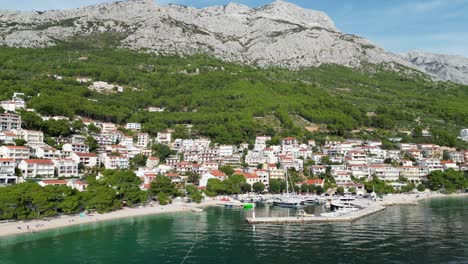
[330,195,357,211]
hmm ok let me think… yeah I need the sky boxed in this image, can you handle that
[1,0,468,57]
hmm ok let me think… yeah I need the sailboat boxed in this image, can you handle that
[272,169,304,208]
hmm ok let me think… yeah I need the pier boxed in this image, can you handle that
[245,205,386,224]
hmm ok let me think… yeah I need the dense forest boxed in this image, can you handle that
[0,33,467,146]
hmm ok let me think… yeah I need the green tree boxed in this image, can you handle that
[149,175,179,197]
[417,183,426,192]
[157,192,171,205]
[152,144,172,162]
[186,172,200,185]
[219,165,234,176]
[13,138,27,146]
[206,178,226,196]
[252,182,265,193]
[186,185,203,203]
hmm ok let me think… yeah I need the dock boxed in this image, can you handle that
[245,205,386,224]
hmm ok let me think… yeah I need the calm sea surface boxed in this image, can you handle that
[1,197,467,264]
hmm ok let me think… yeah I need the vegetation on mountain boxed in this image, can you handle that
[0,37,466,147]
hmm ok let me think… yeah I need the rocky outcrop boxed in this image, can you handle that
[401,51,468,85]
[4,0,467,84]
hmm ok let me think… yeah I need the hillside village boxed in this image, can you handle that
[1,92,467,195]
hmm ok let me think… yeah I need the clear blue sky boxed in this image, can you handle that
[1,0,467,57]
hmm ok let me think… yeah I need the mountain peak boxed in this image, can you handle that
[255,0,336,30]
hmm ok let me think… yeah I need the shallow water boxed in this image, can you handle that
[0,197,467,264]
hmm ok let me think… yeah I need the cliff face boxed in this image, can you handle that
[1,0,467,85]
[0,0,409,69]
[401,51,468,85]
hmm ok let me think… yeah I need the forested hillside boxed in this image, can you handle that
[0,34,466,147]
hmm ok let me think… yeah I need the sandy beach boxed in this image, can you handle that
[1,192,467,238]
[0,198,220,238]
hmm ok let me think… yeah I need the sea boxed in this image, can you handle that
[0,197,467,264]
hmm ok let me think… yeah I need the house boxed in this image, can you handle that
[0,146,30,160]
[34,146,60,159]
[419,158,443,172]
[254,136,271,151]
[0,131,18,144]
[267,164,285,179]
[125,123,141,131]
[165,155,181,168]
[0,100,25,112]
[18,130,44,145]
[369,164,400,181]
[254,169,269,187]
[70,152,99,167]
[137,133,149,147]
[219,145,236,157]
[346,150,368,165]
[398,166,429,183]
[53,159,79,178]
[298,179,324,188]
[146,156,160,168]
[310,165,326,176]
[0,158,17,184]
[441,160,458,170]
[406,149,423,160]
[156,131,172,144]
[174,161,193,174]
[244,173,260,186]
[448,151,464,163]
[62,143,89,155]
[200,170,227,187]
[19,159,55,178]
[166,172,183,184]
[0,113,21,131]
[103,155,129,170]
[38,179,88,192]
[100,123,117,134]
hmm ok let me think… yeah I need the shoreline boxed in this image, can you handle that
[1,192,467,238]
[0,198,221,239]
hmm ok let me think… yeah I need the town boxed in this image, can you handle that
[1,92,467,197]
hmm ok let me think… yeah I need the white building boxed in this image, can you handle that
[219,145,236,157]
[200,170,227,188]
[156,132,172,144]
[53,159,79,178]
[34,146,60,159]
[126,123,141,130]
[370,164,400,181]
[0,158,17,184]
[70,152,99,167]
[103,155,129,170]
[137,133,149,147]
[254,136,271,151]
[18,130,44,145]
[399,166,429,183]
[62,143,89,156]
[459,129,468,142]
[0,113,21,131]
[0,100,25,112]
[19,159,55,178]
[101,123,117,134]
[0,146,30,161]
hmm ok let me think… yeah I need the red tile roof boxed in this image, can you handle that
[24,159,54,165]
[42,180,67,185]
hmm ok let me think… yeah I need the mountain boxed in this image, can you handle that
[401,51,468,85]
[0,0,411,69]
[0,0,467,85]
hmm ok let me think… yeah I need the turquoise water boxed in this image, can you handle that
[1,198,467,264]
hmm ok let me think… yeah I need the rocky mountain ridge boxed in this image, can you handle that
[401,51,468,85]
[0,0,466,84]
